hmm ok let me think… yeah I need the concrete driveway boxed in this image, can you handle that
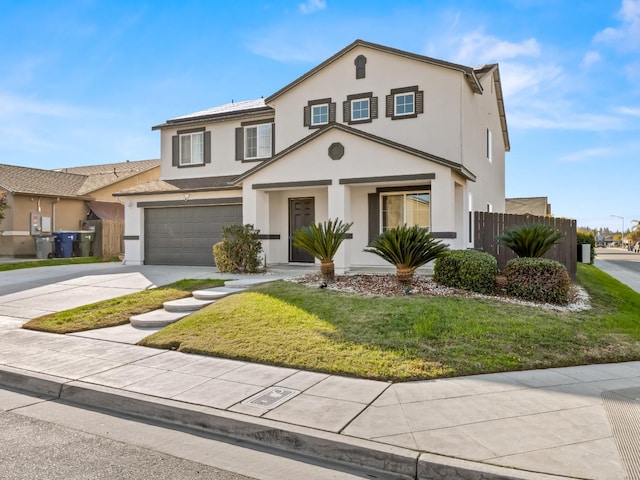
[0,263,232,328]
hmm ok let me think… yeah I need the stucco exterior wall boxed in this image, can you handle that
[270,46,464,164]
[91,167,160,202]
[159,115,274,181]
[0,195,87,256]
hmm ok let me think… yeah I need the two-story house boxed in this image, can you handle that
[117,40,509,270]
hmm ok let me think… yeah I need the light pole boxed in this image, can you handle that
[611,215,624,248]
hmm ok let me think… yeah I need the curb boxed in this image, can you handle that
[0,366,566,480]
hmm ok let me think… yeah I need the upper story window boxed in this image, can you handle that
[180,132,204,165]
[311,104,329,126]
[171,127,210,168]
[245,124,272,159]
[235,119,274,161]
[304,98,335,129]
[343,92,377,125]
[381,191,431,231]
[394,93,415,116]
[351,98,370,121]
[386,86,423,120]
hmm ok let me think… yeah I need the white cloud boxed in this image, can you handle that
[453,31,540,65]
[594,0,640,50]
[559,147,617,162]
[299,0,326,15]
[616,106,640,115]
[581,50,602,68]
[0,92,90,118]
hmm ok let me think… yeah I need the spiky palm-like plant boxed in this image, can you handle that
[292,218,353,282]
[497,223,564,258]
[364,225,449,285]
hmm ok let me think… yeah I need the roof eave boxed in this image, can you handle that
[152,106,274,131]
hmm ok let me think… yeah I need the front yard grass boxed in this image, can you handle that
[0,256,119,272]
[139,264,640,381]
[23,279,227,334]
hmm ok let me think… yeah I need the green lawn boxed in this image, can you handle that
[23,279,227,333]
[139,264,640,381]
[0,256,118,272]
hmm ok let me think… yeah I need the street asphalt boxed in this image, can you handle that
[0,256,639,480]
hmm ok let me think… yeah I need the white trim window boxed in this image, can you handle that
[311,104,329,126]
[381,191,430,231]
[245,124,272,159]
[351,98,370,121]
[179,132,204,165]
[394,92,415,116]
[486,128,492,162]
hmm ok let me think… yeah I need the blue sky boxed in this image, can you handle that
[1,0,639,231]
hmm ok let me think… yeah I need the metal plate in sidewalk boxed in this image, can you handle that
[242,387,300,410]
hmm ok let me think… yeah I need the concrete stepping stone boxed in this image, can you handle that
[192,287,245,301]
[163,297,215,313]
[130,309,191,328]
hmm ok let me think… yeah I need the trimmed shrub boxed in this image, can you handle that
[577,230,595,264]
[433,250,497,294]
[212,241,235,272]
[503,257,570,305]
[364,225,449,285]
[212,224,263,273]
[498,223,563,258]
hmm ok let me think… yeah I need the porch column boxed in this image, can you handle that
[430,173,457,248]
[123,200,143,265]
[243,185,271,265]
[327,183,350,274]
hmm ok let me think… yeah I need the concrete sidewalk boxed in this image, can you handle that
[0,263,639,479]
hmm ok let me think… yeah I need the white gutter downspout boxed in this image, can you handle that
[52,197,60,231]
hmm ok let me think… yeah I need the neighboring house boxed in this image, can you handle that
[505,197,551,216]
[117,39,510,270]
[0,160,159,257]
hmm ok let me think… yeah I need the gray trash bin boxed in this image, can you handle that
[34,235,55,259]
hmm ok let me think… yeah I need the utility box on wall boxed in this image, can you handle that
[30,213,41,235]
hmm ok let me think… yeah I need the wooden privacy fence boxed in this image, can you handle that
[474,212,577,279]
[84,219,124,259]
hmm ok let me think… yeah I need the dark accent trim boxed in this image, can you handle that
[172,136,179,167]
[176,126,205,135]
[235,127,244,161]
[344,92,375,125]
[368,192,379,245]
[204,131,211,164]
[241,118,274,127]
[376,185,431,193]
[252,180,332,190]
[138,197,243,208]
[232,123,476,184]
[387,86,423,120]
[355,54,366,79]
[340,173,435,185]
[345,233,353,239]
[306,99,334,129]
[308,98,332,106]
[328,142,344,160]
[257,234,281,240]
[176,163,207,169]
[265,39,483,104]
[431,232,457,239]
[123,235,140,240]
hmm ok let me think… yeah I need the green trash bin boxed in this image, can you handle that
[76,230,95,257]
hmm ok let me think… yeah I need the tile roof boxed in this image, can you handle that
[0,164,88,198]
[152,99,273,130]
[171,99,267,121]
[57,159,160,195]
[0,159,160,198]
[114,175,240,196]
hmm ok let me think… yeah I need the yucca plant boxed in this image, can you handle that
[497,223,564,258]
[293,218,353,282]
[364,225,449,285]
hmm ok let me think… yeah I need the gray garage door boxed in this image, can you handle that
[144,204,242,266]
